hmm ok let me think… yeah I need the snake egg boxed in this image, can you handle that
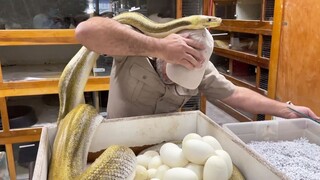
[155,164,170,179]
[185,163,204,179]
[144,150,159,157]
[202,135,223,150]
[163,167,198,180]
[215,149,233,178]
[159,142,188,167]
[134,165,148,180]
[147,168,157,179]
[182,133,202,147]
[148,155,162,169]
[182,139,215,165]
[203,155,228,180]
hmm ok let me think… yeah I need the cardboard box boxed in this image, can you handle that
[223,118,320,179]
[33,111,286,180]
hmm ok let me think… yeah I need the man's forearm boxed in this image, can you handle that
[75,17,207,69]
[75,17,160,57]
[221,86,287,117]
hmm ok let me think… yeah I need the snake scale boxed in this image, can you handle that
[49,12,221,180]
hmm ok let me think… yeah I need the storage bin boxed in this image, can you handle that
[223,118,320,179]
[33,111,287,180]
[223,118,320,144]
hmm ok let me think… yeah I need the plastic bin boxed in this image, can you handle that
[223,118,320,144]
[33,111,288,180]
[223,118,320,179]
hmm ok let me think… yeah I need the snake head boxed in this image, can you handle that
[191,15,222,28]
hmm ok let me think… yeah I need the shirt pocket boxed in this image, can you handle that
[175,86,199,97]
[129,63,165,106]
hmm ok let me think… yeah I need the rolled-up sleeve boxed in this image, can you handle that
[198,61,236,102]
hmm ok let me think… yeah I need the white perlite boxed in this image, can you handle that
[248,138,320,180]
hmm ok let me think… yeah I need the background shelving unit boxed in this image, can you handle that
[5,0,318,179]
[0,32,110,179]
[0,0,209,179]
[207,0,276,121]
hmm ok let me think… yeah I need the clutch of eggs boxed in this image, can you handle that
[134,133,233,180]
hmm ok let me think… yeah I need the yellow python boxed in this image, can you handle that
[49,12,221,180]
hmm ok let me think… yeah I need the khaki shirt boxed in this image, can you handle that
[107,56,235,119]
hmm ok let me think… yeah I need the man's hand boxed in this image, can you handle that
[221,87,320,121]
[284,105,320,120]
[156,33,206,70]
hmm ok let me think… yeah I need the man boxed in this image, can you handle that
[74,15,319,120]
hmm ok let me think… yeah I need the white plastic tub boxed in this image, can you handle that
[33,111,287,180]
[223,118,320,144]
[223,118,320,179]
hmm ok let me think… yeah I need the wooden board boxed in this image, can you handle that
[276,0,320,114]
[0,30,77,46]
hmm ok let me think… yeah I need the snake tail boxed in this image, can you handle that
[80,145,136,180]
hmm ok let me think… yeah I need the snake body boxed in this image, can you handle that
[49,12,221,180]
[113,12,222,38]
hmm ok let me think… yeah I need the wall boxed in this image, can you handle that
[276,0,320,115]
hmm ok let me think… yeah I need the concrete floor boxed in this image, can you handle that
[7,95,240,126]
[205,101,240,126]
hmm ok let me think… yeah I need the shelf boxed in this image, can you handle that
[212,100,253,122]
[2,64,67,82]
[0,30,78,46]
[221,72,267,95]
[0,77,109,97]
[0,64,110,97]
[213,47,269,68]
[212,20,273,35]
[0,128,41,144]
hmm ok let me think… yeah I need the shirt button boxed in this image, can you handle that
[142,75,147,79]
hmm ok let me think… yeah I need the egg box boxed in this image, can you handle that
[223,118,320,179]
[33,111,285,180]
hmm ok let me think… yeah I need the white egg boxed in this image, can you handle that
[134,165,148,180]
[144,150,159,158]
[203,156,228,180]
[160,142,188,167]
[155,164,170,179]
[182,133,202,147]
[150,179,160,180]
[202,136,223,150]
[182,139,215,165]
[185,163,204,180]
[215,149,233,178]
[147,168,157,179]
[148,155,162,169]
[137,154,152,168]
[163,167,198,180]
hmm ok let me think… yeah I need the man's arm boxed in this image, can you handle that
[75,16,205,70]
[221,86,319,119]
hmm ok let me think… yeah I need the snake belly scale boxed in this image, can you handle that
[49,12,221,180]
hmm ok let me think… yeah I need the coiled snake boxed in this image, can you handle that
[49,12,221,180]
